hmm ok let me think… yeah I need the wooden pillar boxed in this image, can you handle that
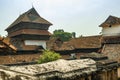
[114,69,118,80]
[105,71,107,80]
[106,69,118,80]
[96,70,108,80]
[111,69,115,80]
[98,72,104,80]
[118,68,120,79]
[110,69,118,80]
[79,77,85,80]
[101,70,107,80]
[109,70,113,80]
[88,76,91,80]
[107,70,111,80]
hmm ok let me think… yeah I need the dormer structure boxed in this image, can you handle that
[5,8,52,51]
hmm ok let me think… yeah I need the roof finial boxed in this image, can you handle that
[32,3,34,8]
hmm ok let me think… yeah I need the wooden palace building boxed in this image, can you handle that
[5,8,52,52]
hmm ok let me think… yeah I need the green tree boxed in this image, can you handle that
[38,50,61,64]
[72,32,76,38]
[53,29,72,41]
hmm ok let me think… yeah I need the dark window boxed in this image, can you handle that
[109,25,112,27]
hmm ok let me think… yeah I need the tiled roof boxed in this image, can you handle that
[54,42,75,51]
[99,15,120,27]
[80,52,107,59]
[0,53,41,65]
[9,59,96,78]
[102,36,120,43]
[47,38,74,51]
[8,29,51,37]
[22,45,44,51]
[46,38,63,50]
[80,52,118,68]
[0,36,17,52]
[6,8,52,30]
[47,35,102,51]
[69,35,102,49]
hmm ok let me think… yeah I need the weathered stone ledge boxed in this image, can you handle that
[0,59,97,80]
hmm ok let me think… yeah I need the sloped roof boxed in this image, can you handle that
[69,35,102,49]
[99,15,120,27]
[47,35,102,51]
[80,52,108,61]
[6,7,52,30]
[102,36,120,43]
[8,29,51,37]
[0,36,17,52]
[21,45,44,51]
[0,53,41,64]
[47,38,74,51]
[80,52,118,65]
[9,59,96,78]
[80,52,107,59]
[54,42,75,51]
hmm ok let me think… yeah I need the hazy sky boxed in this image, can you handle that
[0,0,120,37]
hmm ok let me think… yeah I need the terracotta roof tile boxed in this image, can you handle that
[47,38,74,51]
[22,45,38,51]
[69,35,102,49]
[0,53,41,65]
[47,35,102,51]
[0,37,17,52]
[54,42,75,51]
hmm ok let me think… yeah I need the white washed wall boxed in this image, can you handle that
[102,25,120,36]
[25,40,46,49]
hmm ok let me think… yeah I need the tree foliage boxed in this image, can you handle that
[53,29,73,41]
[38,50,61,64]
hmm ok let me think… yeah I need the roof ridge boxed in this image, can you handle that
[99,15,120,27]
[5,8,52,31]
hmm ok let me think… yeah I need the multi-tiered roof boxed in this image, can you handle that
[5,7,52,40]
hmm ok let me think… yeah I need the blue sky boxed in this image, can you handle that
[0,0,120,37]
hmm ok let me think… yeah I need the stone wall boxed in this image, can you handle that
[102,44,120,61]
[101,44,120,78]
